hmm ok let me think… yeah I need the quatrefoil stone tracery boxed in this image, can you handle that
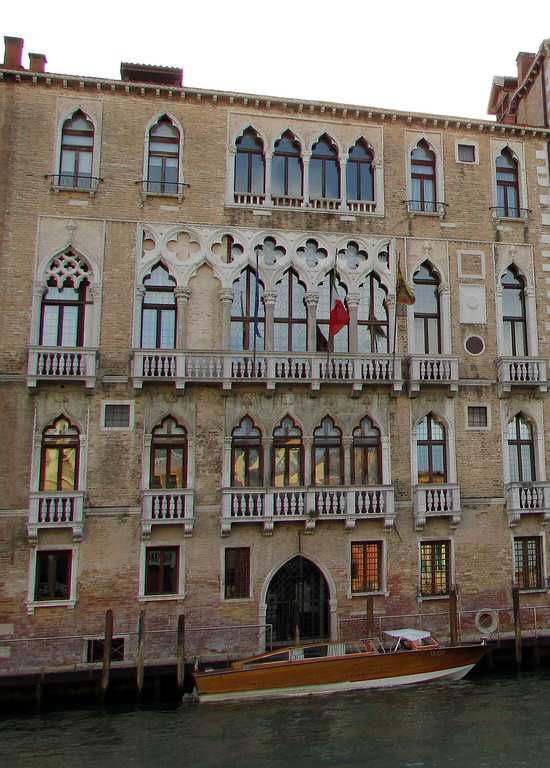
[338,242,367,270]
[297,239,328,267]
[258,238,286,266]
[46,253,90,288]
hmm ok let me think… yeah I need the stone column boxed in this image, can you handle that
[133,287,146,347]
[438,286,451,355]
[263,291,277,352]
[220,289,234,350]
[495,285,504,357]
[343,437,352,486]
[303,155,310,206]
[264,438,273,487]
[175,288,191,350]
[339,159,346,209]
[303,437,313,487]
[305,293,319,353]
[347,293,360,354]
[525,286,539,355]
[30,283,44,345]
[264,152,272,205]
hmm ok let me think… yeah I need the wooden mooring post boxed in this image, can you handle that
[136,610,146,701]
[366,595,375,638]
[176,614,186,696]
[512,584,522,667]
[449,588,458,646]
[100,609,113,702]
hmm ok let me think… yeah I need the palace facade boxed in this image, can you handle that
[1,36,550,666]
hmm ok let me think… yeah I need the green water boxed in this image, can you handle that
[2,674,549,767]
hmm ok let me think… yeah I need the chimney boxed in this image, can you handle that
[516,51,535,83]
[29,53,47,73]
[3,36,24,69]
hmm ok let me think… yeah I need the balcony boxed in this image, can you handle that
[28,491,85,541]
[497,357,548,395]
[221,486,395,535]
[47,173,101,195]
[132,350,403,392]
[490,206,530,222]
[505,482,550,526]
[413,484,461,530]
[138,179,187,201]
[27,347,98,388]
[141,489,195,537]
[405,200,447,218]
[407,354,459,395]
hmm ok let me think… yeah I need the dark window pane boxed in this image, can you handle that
[309,159,322,197]
[271,155,285,196]
[224,547,250,599]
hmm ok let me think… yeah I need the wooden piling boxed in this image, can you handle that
[176,614,185,696]
[449,588,458,646]
[366,595,374,638]
[136,610,145,700]
[512,584,522,667]
[100,609,113,701]
[294,624,300,646]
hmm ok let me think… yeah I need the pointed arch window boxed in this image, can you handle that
[40,417,80,492]
[231,268,264,352]
[234,127,265,196]
[141,264,177,349]
[413,262,441,354]
[59,110,94,189]
[310,135,340,200]
[316,273,348,352]
[150,417,187,489]
[272,131,303,199]
[272,417,304,488]
[352,417,382,486]
[40,252,90,348]
[508,414,535,483]
[417,414,446,484]
[312,417,343,486]
[346,139,374,202]
[496,149,520,218]
[147,116,180,194]
[231,417,263,488]
[274,269,307,352]
[357,273,388,353]
[501,266,527,356]
[411,140,436,212]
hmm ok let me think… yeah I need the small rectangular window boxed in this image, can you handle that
[420,540,450,597]
[514,537,543,590]
[457,144,476,163]
[467,406,488,428]
[145,546,179,595]
[103,403,132,429]
[86,638,125,663]
[351,541,383,593]
[224,547,250,599]
[35,550,72,601]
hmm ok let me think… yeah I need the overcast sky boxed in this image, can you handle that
[3,1,549,120]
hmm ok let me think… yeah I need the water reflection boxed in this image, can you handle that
[3,675,550,767]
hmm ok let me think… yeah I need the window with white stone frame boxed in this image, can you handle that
[495,262,538,361]
[405,133,445,216]
[141,113,185,199]
[489,140,528,220]
[26,544,79,612]
[52,104,102,193]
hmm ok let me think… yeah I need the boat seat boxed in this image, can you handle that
[328,643,346,657]
[290,649,304,661]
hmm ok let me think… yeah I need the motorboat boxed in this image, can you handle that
[193,628,486,703]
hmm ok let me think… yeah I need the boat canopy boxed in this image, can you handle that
[384,628,432,642]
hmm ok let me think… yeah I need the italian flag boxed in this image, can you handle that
[328,270,350,339]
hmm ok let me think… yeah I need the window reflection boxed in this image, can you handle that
[352,417,381,486]
[150,417,187,489]
[141,264,177,349]
[501,266,527,356]
[231,417,263,487]
[417,414,446,484]
[312,417,342,486]
[272,416,303,487]
[40,417,79,492]
[413,262,441,354]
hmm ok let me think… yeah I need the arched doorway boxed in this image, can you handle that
[266,556,330,643]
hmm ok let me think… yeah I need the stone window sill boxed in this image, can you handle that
[26,599,77,614]
[138,593,186,602]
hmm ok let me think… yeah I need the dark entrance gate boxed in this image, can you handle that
[266,556,330,643]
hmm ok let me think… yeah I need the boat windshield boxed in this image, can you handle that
[242,639,377,668]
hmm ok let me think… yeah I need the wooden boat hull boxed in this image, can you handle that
[195,645,485,703]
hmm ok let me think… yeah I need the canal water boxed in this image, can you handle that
[2,674,549,767]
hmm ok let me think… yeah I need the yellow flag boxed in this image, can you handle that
[396,263,415,305]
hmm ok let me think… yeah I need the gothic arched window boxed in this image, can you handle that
[231,416,263,488]
[501,266,528,356]
[274,269,307,352]
[141,264,177,349]
[312,416,343,486]
[272,131,303,199]
[150,416,187,489]
[272,416,304,488]
[316,273,349,353]
[59,110,94,188]
[40,251,91,348]
[40,417,80,492]
[147,116,180,194]
[231,268,264,351]
[507,414,535,482]
[417,414,447,484]
[357,273,388,353]
[234,127,265,196]
[310,134,340,200]
[352,417,382,486]
[410,139,436,212]
[346,139,374,202]
[413,262,441,354]
[496,148,520,218]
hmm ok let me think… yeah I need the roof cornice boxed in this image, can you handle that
[1,66,549,137]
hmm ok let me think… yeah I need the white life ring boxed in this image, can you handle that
[474,609,498,635]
